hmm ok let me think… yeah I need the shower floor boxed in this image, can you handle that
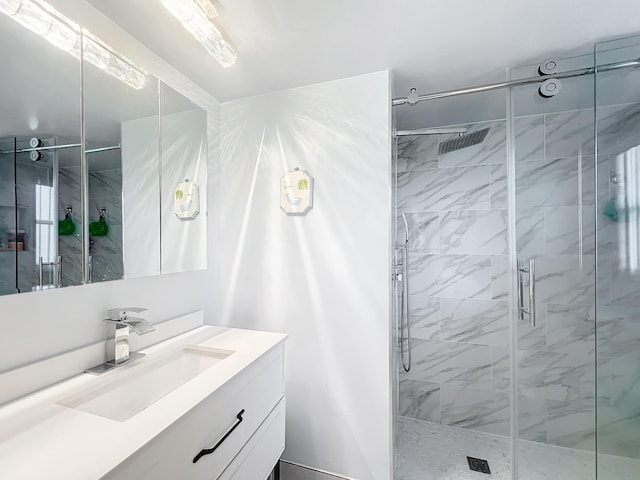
[395,417,640,480]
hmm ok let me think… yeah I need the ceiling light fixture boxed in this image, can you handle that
[0,0,146,89]
[160,0,236,68]
[82,31,147,90]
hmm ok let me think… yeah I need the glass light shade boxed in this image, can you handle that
[161,0,218,22]
[160,0,236,68]
[83,32,147,90]
[13,0,54,36]
[83,34,112,70]
[193,0,218,20]
[0,0,20,15]
[0,0,146,89]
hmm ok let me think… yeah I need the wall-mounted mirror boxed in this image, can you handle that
[0,8,82,294]
[0,2,208,296]
[83,33,160,283]
[160,84,207,274]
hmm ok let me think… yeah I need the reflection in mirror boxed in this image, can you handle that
[160,84,208,274]
[0,2,210,293]
[83,33,160,282]
[0,7,81,295]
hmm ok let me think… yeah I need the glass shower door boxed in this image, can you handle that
[510,53,599,479]
[15,136,59,292]
[594,35,640,479]
[0,137,17,295]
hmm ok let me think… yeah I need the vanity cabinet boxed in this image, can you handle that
[103,345,285,480]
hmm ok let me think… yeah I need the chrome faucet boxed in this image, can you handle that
[86,307,155,375]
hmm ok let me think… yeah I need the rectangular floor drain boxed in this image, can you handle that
[467,456,491,474]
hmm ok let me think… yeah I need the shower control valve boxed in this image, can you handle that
[392,264,403,281]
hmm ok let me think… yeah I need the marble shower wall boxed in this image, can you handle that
[58,164,83,287]
[0,147,16,295]
[397,104,640,458]
[515,104,640,458]
[513,109,598,454]
[0,145,83,292]
[397,119,511,437]
[88,168,123,283]
[595,103,640,459]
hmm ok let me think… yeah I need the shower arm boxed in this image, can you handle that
[395,127,467,137]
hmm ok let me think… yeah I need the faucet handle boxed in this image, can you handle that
[107,307,147,321]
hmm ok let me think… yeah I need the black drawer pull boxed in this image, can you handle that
[193,409,245,464]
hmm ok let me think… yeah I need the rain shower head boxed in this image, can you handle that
[438,128,490,155]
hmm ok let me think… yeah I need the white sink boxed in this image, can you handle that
[59,346,233,421]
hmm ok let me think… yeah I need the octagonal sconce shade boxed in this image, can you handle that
[280,168,313,215]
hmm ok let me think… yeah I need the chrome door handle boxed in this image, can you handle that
[517,259,525,321]
[517,258,536,327]
[38,256,44,290]
[528,258,536,327]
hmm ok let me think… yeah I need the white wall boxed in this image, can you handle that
[161,109,208,274]
[0,0,221,374]
[122,115,161,278]
[121,109,208,277]
[219,71,392,480]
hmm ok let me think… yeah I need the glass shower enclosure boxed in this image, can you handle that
[393,34,640,480]
[0,136,62,293]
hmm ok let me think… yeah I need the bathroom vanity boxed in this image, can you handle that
[0,325,286,480]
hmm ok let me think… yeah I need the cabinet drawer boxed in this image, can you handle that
[104,345,284,480]
[220,397,285,480]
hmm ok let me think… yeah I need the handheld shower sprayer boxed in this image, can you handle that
[398,213,411,372]
[401,213,409,245]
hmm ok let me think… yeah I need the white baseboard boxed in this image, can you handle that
[279,460,353,480]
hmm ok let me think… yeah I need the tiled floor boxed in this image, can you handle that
[395,417,640,480]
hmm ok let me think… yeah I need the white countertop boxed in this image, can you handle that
[0,326,287,480]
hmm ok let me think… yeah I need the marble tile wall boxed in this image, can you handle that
[397,119,511,437]
[397,106,640,458]
[58,165,83,287]
[0,160,123,289]
[0,149,15,294]
[88,169,123,282]
[595,103,640,459]
[514,105,640,457]
[511,109,597,451]
[0,144,87,294]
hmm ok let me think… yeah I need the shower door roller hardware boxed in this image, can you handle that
[407,88,419,106]
[538,58,559,75]
[539,78,562,98]
[30,150,44,162]
[517,258,536,327]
